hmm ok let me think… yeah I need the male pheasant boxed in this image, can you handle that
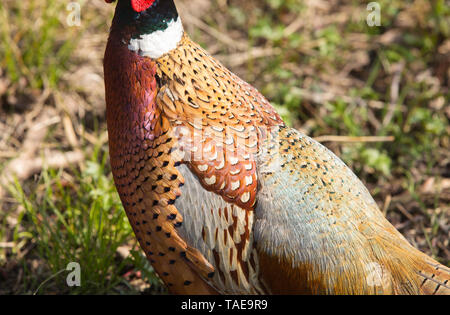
[103,0,450,294]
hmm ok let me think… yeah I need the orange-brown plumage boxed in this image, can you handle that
[104,0,449,295]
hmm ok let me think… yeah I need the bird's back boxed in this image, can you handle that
[253,125,450,294]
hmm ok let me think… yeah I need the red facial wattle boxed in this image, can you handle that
[104,0,156,12]
[130,0,156,12]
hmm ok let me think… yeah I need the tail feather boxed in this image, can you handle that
[418,262,450,295]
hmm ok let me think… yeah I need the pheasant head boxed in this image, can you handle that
[105,0,183,59]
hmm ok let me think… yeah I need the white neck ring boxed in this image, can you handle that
[127,17,184,59]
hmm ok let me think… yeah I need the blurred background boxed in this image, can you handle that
[0,0,448,294]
